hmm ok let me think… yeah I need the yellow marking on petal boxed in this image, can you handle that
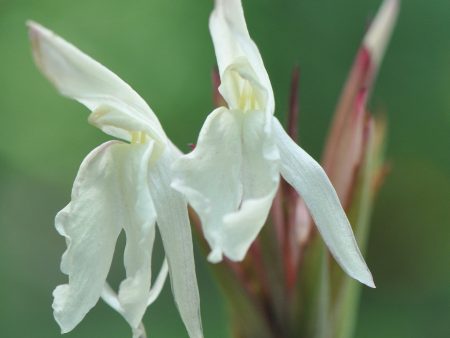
[130,131,147,144]
[237,79,260,112]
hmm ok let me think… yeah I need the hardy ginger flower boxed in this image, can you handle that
[28,22,203,338]
[172,0,375,287]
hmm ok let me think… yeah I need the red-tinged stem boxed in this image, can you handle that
[344,111,372,211]
[283,228,297,292]
[285,67,301,206]
[294,199,315,265]
[322,47,372,172]
[340,87,369,209]
[189,207,248,291]
[224,258,253,294]
[368,115,390,195]
[271,185,285,250]
[189,207,276,334]
[283,67,302,292]
[283,181,299,292]
[249,240,272,304]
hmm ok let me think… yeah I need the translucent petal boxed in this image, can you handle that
[117,142,158,329]
[27,21,165,144]
[148,146,203,338]
[272,118,375,287]
[172,107,279,262]
[209,0,274,113]
[53,141,161,333]
[53,141,123,332]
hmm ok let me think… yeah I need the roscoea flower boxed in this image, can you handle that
[172,0,376,287]
[28,22,203,338]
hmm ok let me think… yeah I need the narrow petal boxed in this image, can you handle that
[27,21,166,145]
[272,118,374,287]
[147,259,169,306]
[148,146,203,338]
[117,142,158,330]
[54,141,160,333]
[172,107,279,262]
[209,0,274,113]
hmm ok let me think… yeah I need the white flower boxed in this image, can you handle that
[28,22,203,338]
[171,0,394,287]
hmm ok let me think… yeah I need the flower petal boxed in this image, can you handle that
[148,146,203,338]
[172,107,279,262]
[27,21,165,144]
[272,118,375,287]
[53,141,123,332]
[209,0,274,113]
[101,259,169,338]
[116,142,158,330]
[53,140,161,333]
[146,259,169,306]
[101,260,169,311]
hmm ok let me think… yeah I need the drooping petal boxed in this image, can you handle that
[209,0,274,113]
[53,141,122,332]
[100,262,180,338]
[146,259,169,306]
[101,284,149,338]
[101,259,169,338]
[27,21,166,145]
[272,118,374,287]
[116,142,158,330]
[172,107,279,262]
[53,140,160,333]
[148,146,203,338]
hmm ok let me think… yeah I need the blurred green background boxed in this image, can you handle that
[0,0,449,337]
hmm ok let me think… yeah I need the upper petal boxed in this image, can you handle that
[209,0,274,113]
[272,117,374,288]
[172,107,279,262]
[28,21,166,145]
[148,146,204,338]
